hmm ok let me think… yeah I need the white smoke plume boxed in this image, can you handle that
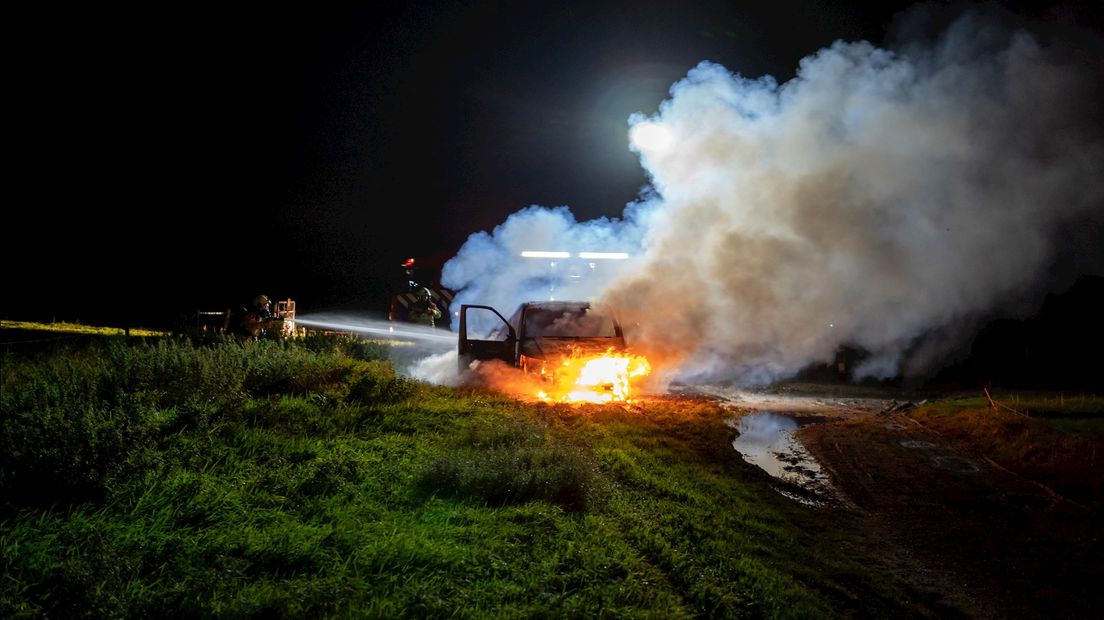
[441,205,650,332]
[443,9,1104,386]
[408,350,462,386]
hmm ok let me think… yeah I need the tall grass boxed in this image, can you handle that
[0,336,392,505]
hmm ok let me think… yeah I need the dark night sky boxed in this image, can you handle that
[6,1,1100,327]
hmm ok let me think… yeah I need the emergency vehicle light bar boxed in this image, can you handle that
[578,252,629,259]
[520,251,571,258]
[521,251,630,259]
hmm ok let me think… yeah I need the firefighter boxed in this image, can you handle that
[408,287,442,327]
[235,294,275,340]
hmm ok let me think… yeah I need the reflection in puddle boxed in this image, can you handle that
[731,413,801,479]
[728,412,834,504]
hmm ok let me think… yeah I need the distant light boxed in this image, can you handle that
[578,252,629,260]
[629,122,674,152]
[521,251,570,258]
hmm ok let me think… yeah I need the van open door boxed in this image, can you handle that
[458,304,516,372]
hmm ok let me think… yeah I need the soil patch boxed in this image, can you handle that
[694,385,1102,618]
[799,409,1102,619]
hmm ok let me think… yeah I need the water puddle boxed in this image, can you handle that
[727,412,835,505]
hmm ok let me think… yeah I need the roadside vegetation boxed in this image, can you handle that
[911,394,1104,508]
[1,333,952,618]
[0,320,169,338]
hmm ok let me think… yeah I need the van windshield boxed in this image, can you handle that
[523,307,617,338]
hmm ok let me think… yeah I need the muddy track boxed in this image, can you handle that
[707,389,1103,619]
[804,411,1102,619]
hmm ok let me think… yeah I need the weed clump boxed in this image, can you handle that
[347,361,418,404]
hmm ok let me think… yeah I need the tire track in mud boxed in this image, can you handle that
[798,409,1101,620]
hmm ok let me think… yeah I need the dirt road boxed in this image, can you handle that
[706,388,1103,619]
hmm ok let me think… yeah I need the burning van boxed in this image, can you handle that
[458,301,650,403]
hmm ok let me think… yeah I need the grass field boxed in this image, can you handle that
[1,333,956,617]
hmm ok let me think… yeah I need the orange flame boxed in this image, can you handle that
[534,348,652,404]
